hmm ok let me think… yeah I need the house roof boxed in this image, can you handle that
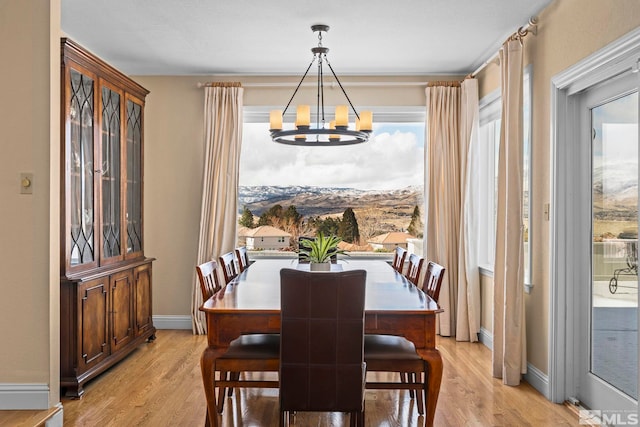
[367,232,417,245]
[245,225,292,238]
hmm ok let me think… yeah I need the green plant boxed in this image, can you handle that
[299,232,346,263]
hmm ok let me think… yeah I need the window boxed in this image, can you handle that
[523,64,533,289]
[478,90,501,273]
[477,65,533,288]
[239,107,425,255]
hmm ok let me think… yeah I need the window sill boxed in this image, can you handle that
[478,265,494,278]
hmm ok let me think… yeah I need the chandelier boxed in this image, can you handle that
[269,25,372,146]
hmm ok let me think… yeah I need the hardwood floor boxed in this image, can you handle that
[1,330,579,426]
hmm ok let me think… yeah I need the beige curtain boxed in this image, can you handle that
[425,83,461,337]
[191,83,244,334]
[425,81,482,341]
[456,79,481,342]
[492,40,527,385]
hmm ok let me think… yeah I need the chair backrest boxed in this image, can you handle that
[392,246,407,273]
[235,246,250,273]
[279,268,367,413]
[218,251,238,284]
[196,260,222,301]
[423,261,446,302]
[405,253,424,286]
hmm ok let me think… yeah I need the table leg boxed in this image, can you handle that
[421,348,443,427]
[201,347,218,427]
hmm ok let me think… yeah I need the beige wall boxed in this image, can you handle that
[477,0,640,374]
[0,0,60,405]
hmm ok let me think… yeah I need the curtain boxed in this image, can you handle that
[425,83,461,337]
[191,83,244,334]
[456,79,481,342]
[424,81,482,341]
[492,40,527,385]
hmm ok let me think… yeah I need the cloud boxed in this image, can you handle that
[239,123,424,190]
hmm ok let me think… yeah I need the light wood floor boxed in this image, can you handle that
[1,330,579,426]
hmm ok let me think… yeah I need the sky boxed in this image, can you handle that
[239,122,425,190]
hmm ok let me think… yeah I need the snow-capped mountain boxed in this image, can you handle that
[239,185,422,217]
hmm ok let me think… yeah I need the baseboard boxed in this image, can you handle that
[479,327,493,349]
[525,362,550,399]
[0,383,49,410]
[153,315,192,330]
[477,327,550,398]
[45,403,64,427]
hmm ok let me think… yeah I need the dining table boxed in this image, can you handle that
[199,258,444,427]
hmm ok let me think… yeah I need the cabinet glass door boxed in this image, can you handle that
[100,86,122,263]
[69,69,96,267]
[126,98,143,256]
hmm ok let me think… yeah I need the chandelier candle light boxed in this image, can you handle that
[269,24,373,146]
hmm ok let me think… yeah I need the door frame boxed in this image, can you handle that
[550,27,640,404]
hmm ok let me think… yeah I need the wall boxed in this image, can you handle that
[0,0,60,408]
[476,0,640,375]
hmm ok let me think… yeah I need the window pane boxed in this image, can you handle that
[590,91,638,399]
[238,120,425,254]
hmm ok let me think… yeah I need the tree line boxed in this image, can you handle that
[239,204,423,248]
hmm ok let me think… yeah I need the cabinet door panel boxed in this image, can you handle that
[79,278,108,372]
[110,270,134,352]
[126,96,144,258]
[99,81,124,265]
[67,66,98,271]
[134,263,153,336]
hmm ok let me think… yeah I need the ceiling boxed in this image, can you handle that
[61,0,552,76]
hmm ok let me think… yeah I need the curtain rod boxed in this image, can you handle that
[197,81,448,88]
[470,16,538,78]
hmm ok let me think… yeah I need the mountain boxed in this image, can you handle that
[592,162,637,221]
[239,185,423,218]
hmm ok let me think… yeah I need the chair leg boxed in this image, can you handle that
[228,371,239,396]
[415,372,424,415]
[216,371,227,414]
[400,372,415,398]
[279,410,286,427]
[353,403,365,427]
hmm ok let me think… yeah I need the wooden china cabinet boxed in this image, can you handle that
[59,38,156,397]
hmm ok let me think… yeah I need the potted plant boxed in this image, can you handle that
[299,232,346,271]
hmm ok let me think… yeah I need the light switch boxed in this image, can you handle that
[20,173,33,194]
[543,203,550,221]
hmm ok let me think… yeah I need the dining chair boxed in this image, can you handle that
[279,268,367,427]
[235,246,251,273]
[364,260,446,416]
[405,253,424,286]
[218,251,238,284]
[195,262,280,415]
[196,260,222,301]
[423,261,446,302]
[391,246,407,273]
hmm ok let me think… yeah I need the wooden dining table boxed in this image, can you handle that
[200,258,444,426]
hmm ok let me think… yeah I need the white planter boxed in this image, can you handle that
[309,262,331,272]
